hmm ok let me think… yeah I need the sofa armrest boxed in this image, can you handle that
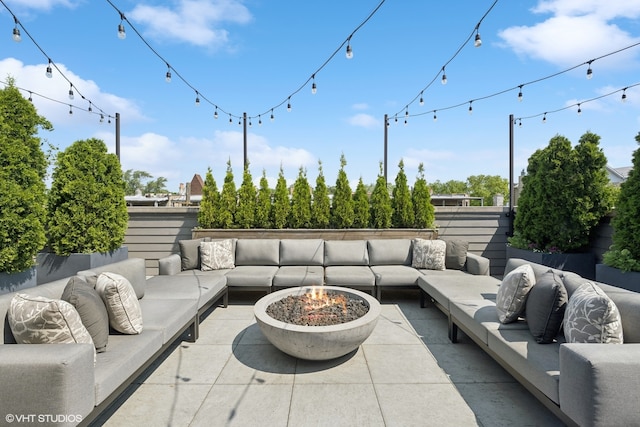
[0,343,95,420]
[159,254,181,275]
[559,343,640,427]
[465,252,490,275]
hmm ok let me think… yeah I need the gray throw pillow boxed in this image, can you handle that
[496,263,536,323]
[179,238,204,270]
[526,270,567,344]
[564,282,623,344]
[444,240,468,270]
[62,275,109,352]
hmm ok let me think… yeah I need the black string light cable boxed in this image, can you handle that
[514,82,640,124]
[0,0,115,122]
[400,41,640,122]
[392,0,500,119]
[105,0,386,122]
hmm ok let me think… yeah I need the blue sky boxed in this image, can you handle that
[2,0,640,193]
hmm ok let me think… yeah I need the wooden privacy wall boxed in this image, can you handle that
[124,206,610,277]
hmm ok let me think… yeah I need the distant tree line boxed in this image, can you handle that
[123,169,168,195]
[197,155,437,229]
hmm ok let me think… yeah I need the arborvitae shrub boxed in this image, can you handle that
[198,167,219,228]
[272,166,290,229]
[290,167,312,228]
[236,164,256,228]
[353,177,371,228]
[412,163,435,228]
[47,138,128,255]
[392,159,414,228]
[331,153,354,228]
[218,159,237,228]
[370,162,393,229]
[312,161,331,228]
[255,169,272,228]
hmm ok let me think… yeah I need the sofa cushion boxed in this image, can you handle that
[179,238,204,270]
[8,293,94,348]
[225,266,279,287]
[324,240,370,266]
[324,266,375,288]
[564,282,623,344]
[235,239,280,266]
[367,239,412,265]
[370,265,421,287]
[61,276,109,352]
[495,263,536,324]
[279,239,324,266]
[96,272,143,335]
[526,270,567,344]
[412,239,446,270]
[444,239,469,270]
[200,239,235,270]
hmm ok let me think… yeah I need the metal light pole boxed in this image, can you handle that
[383,114,388,183]
[243,112,248,168]
[508,113,515,237]
[115,112,121,160]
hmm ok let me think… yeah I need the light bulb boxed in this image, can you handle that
[419,94,424,106]
[542,113,547,123]
[28,92,32,102]
[287,101,292,112]
[259,116,262,125]
[165,70,171,82]
[346,43,353,59]
[311,82,317,94]
[100,114,104,123]
[118,23,126,39]
[586,66,593,79]
[518,86,523,102]
[69,105,73,115]
[12,27,21,42]
[622,90,627,103]
[45,61,53,78]
[474,33,482,48]
[229,115,232,124]
[195,94,200,106]
[270,110,274,121]
[441,69,447,85]
[577,104,582,115]
[468,102,473,115]
[433,112,437,122]
[214,108,218,119]
[518,120,522,127]
[68,85,74,100]
[88,103,92,112]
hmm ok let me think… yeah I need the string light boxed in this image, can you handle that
[622,88,627,102]
[270,109,275,121]
[468,101,473,115]
[577,103,582,115]
[45,59,53,78]
[287,98,292,112]
[518,85,523,102]
[28,91,32,102]
[586,61,593,79]
[100,114,104,123]
[474,29,482,48]
[433,111,437,122]
[258,115,262,125]
[195,91,200,106]
[518,119,522,127]
[68,105,73,115]
[12,17,20,42]
[165,64,172,83]
[346,38,353,59]
[68,84,74,100]
[311,75,317,94]
[214,107,218,119]
[441,67,447,85]
[542,113,547,123]
[419,92,424,106]
[117,12,126,39]
[88,101,92,112]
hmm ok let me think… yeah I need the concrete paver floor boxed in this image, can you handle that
[95,290,564,427]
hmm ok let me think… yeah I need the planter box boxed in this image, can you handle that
[192,228,438,240]
[0,267,37,295]
[595,264,640,293]
[36,246,128,285]
[505,245,595,279]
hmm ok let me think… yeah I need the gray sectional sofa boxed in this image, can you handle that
[419,257,640,427]
[158,237,491,301]
[0,257,227,427]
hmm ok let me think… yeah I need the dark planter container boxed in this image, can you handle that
[0,267,37,295]
[595,264,640,293]
[36,246,128,285]
[506,245,595,279]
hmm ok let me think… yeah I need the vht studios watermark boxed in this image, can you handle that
[5,413,83,423]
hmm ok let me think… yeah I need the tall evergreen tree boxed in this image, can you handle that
[198,167,220,228]
[236,163,256,228]
[412,163,435,228]
[331,153,354,228]
[290,167,312,228]
[392,159,414,228]
[0,80,50,272]
[272,165,290,229]
[218,159,237,228]
[370,162,393,229]
[312,160,331,228]
[255,169,272,228]
[353,177,370,228]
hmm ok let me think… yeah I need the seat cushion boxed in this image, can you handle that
[274,266,324,287]
[370,265,421,287]
[418,273,501,312]
[225,266,279,287]
[139,298,198,343]
[450,299,528,345]
[144,274,227,311]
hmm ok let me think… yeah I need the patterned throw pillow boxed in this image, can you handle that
[496,263,536,324]
[8,293,94,348]
[411,239,446,270]
[564,282,623,344]
[96,272,143,334]
[200,239,235,271]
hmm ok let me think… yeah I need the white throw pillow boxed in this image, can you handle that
[412,239,446,270]
[200,239,235,271]
[96,272,143,334]
[564,282,623,344]
[496,263,536,323]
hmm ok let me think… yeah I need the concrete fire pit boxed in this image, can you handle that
[254,286,381,360]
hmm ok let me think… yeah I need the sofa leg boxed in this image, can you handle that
[187,319,199,343]
[448,317,458,343]
[419,290,426,308]
[223,290,229,308]
[375,287,381,301]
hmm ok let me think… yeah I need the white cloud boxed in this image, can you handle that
[5,0,77,11]
[347,113,380,129]
[499,1,640,68]
[0,58,144,125]
[128,0,252,48]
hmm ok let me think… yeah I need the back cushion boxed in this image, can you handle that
[368,239,411,265]
[79,258,146,299]
[504,258,563,282]
[280,239,324,266]
[324,240,369,266]
[235,239,280,266]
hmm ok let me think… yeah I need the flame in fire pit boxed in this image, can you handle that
[305,287,348,315]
